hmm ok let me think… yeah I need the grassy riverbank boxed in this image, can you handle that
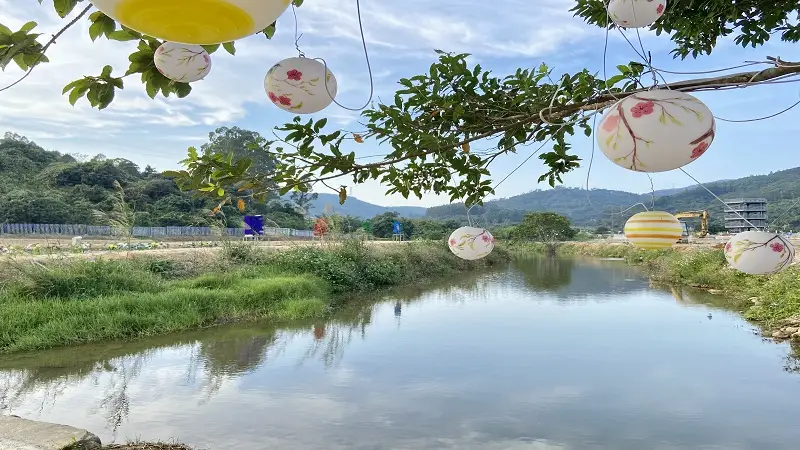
[0,240,508,354]
[508,242,800,338]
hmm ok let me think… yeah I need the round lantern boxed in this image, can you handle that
[154,42,211,82]
[88,0,291,45]
[724,231,795,275]
[607,0,667,28]
[624,211,682,249]
[264,57,337,114]
[596,89,715,173]
[448,226,495,261]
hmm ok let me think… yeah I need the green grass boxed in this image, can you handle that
[506,241,800,332]
[0,240,508,354]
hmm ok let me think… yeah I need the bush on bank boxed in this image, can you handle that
[506,241,800,332]
[0,240,508,354]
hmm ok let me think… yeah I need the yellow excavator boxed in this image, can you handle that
[674,210,709,243]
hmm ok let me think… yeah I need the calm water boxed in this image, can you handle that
[2,258,800,449]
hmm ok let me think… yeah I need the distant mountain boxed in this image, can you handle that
[307,193,427,218]
[424,169,800,229]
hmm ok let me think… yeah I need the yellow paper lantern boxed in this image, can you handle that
[596,90,715,173]
[607,0,667,29]
[724,231,795,275]
[89,0,292,45]
[264,57,337,114]
[624,211,682,249]
[448,226,495,260]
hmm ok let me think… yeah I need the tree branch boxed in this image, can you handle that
[0,5,93,93]
[452,57,800,149]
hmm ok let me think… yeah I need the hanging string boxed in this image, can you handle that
[293,0,374,111]
[291,5,305,58]
[678,168,759,229]
[611,202,650,215]
[769,196,800,231]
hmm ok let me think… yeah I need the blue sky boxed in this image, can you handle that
[0,0,797,207]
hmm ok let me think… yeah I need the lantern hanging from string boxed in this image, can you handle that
[724,231,795,275]
[88,0,291,45]
[596,89,715,173]
[448,226,495,260]
[154,42,212,82]
[607,0,667,29]
[264,57,338,114]
[623,211,682,249]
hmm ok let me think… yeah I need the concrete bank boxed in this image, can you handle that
[0,415,100,450]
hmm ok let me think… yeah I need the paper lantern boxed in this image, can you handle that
[154,42,211,82]
[624,211,682,249]
[448,226,495,261]
[607,0,666,28]
[596,90,715,173]
[89,0,291,45]
[264,57,337,114]
[724,231,795,275]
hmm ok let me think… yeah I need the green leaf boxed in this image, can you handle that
[88,21,103,41]
[107,30,139,41]
[262,23,276,39]
[201,44,220,54]
[19,21,37,34]
[52,0,79,18]
[222,41,235,55]
[68,84,89,105]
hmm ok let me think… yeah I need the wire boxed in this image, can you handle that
[768,196,800,230]
[678,168,759,229]
[611,18,800,123]
[611,202,650,215]
[304,0,375,111]
[646,173,655,209]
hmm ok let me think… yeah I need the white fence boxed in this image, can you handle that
[0,223,314,238]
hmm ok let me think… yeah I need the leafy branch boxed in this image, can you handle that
[169,52,800,209]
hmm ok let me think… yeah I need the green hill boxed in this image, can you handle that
[425,169,800,230]
[0,132,310,229]
[305,193,426,219]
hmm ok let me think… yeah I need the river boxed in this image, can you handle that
[1,257,799,449]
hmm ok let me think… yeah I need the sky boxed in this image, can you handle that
[0,0,797,208]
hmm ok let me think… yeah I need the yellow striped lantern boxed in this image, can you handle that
[624,211,682,249]
[89,0,292,45]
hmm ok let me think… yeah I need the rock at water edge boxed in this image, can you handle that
[0,415,101,450]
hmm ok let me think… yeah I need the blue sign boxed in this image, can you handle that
[243,215,264,236]
[392,220,402,234]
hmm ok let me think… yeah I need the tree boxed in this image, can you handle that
[313,217,328,238]
[4,1,799,209]
[594,225,611,235]
[511,212,577,242]
[290,191,319,215]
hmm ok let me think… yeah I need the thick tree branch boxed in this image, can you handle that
[453,57,800,149]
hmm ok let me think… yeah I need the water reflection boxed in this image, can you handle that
[2,261,800,449]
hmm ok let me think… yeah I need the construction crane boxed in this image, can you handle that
[674,210,709,243]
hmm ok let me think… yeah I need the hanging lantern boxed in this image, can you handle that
[607,0,667,29]
[596,90,715,173]
[448,226,495,261]
[264,57,337,114]
[724,231,795,275]
[153,42,211,82]
[624,211,682,249]
[88,0,291,45]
